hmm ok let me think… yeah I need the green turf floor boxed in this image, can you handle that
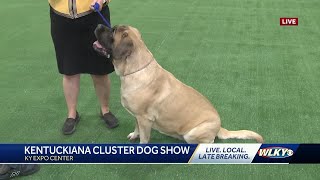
[0,0,320,179]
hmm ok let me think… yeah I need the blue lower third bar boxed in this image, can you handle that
[0,144,196,163]
[0,144,319,164]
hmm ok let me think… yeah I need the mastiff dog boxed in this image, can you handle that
[93,24,264,144]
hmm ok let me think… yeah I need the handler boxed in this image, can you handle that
[49,0,119,135]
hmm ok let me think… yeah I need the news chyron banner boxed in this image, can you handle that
[0,144,319,164]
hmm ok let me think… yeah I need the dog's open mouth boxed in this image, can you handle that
[93,41,110,58]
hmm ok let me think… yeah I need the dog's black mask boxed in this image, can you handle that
[94,24,134,60]
[93,24,115,57]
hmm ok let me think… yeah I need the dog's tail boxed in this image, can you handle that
[217,127,264,143]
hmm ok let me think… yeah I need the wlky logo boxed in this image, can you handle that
[258,147,294,158]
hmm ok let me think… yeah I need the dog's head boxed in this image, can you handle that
[93,24,142,60]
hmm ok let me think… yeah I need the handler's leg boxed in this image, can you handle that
[62,74,80,135]
[91,74,119,128]
[63,74,80,118]
[91,74,110,114]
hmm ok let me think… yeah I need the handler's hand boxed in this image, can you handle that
[90,0,104,11]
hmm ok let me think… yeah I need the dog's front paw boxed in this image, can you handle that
[127,132,139,142]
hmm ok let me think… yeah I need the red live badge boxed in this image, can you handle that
[280,18,298,26]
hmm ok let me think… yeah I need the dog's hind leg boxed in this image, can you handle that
[183,121,220,144]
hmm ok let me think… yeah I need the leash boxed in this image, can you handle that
[92,3,111,28]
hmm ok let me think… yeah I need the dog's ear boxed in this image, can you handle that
[113,32,133,59]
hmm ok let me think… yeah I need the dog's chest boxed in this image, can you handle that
[120,84,158,117]
[120,92,141,115]
[120,94,131,109]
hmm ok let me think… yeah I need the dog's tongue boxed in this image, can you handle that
[93,41,103,49]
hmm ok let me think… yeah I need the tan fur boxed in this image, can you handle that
[111,26,264,144]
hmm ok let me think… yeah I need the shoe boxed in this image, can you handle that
[62,111,80,135]
[100,111,119,129]
[0,164,40,179]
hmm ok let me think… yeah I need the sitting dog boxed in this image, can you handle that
[93,24,264,144]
